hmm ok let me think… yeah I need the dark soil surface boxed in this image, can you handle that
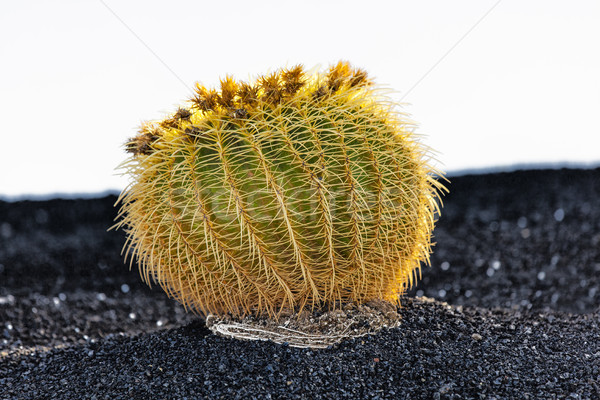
[1,167,599,399]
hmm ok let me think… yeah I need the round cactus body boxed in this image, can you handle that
[115,62,446,318]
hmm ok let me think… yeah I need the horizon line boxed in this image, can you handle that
[1,161,598,202]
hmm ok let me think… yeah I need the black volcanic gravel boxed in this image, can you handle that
[1,168,600,399]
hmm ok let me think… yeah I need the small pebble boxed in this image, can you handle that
[537,271,546,281]
[553,208,565,222]
[0,295,15,305]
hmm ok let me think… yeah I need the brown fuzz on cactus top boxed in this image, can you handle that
[114,61,447,319]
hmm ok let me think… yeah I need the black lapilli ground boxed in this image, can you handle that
[1,167,600,399]
[2,298,599,399]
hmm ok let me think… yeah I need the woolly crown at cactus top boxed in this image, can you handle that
[114,61,446,318]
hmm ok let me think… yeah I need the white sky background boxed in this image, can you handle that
[1,0,599,197]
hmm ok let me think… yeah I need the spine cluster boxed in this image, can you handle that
[126,62,369,156]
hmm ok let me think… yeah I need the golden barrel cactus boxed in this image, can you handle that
[115,62,446,318]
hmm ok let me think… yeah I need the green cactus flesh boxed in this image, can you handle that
[115,62,446,318]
